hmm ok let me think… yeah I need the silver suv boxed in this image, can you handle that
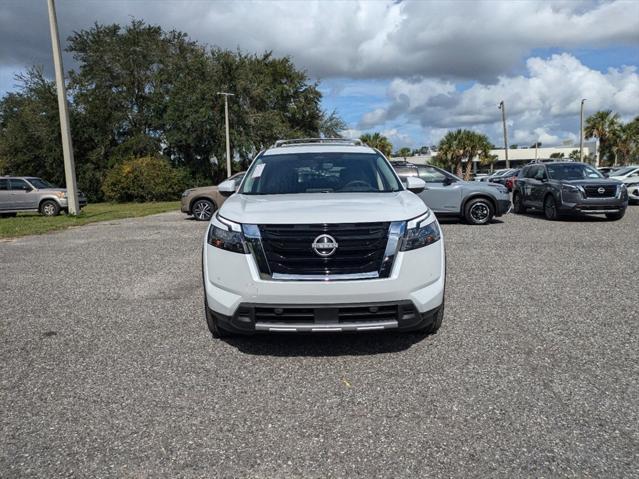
[392,162,511,225]
[0,176,87,217]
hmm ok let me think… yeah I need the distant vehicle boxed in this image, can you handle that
[504,170,521,191]
[512,162,628,220]
[473,173,490,182]
[610,165,639,204]
[180,172,245,221]
[480,168,515,182]
[392,161,511,225]
[0,176,87,217]
[597,166,621,176]
[491,169,520,190]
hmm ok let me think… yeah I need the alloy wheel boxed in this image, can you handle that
[193,200,213,221]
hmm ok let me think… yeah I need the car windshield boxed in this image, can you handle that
[546,164,603,180]
[611,166,637,176]
[28,178,56,189]
[239,152,403,195]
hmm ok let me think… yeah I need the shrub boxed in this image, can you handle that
[102,156,189,202]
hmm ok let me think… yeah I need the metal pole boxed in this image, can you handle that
[579,99,585,162]
[217,92,234,178]
[499,101,509,169]
[47,0,79,215]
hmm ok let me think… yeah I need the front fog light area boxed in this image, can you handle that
[401,213,441,251]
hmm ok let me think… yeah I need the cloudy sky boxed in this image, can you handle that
[1,0,638,149]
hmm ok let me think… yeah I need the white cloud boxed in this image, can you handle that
[358,53,639,146]
[1,0,638,81]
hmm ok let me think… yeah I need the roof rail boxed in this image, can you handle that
[272,138,364,148]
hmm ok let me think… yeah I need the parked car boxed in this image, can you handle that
[491,169,520,191]
[480,168,515,182]
[0,176,87,217]
[609,165,639,204]
[597,166,621,176]
[202,138,445,337]
[504,174,518,191]
[512,161,628,220]
[181,172,245,221]
[392,161,511,225]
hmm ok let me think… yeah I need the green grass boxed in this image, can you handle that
[0,201,180,239]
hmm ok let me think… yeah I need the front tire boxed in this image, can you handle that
[605,210,626,221]
[40,200,60,217]
[192,199,215,221]
[512,192,526,214]
[543,195,559,220]
[412,303,444,335]
[464,198,494,225]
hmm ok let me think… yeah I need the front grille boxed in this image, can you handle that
[583,185,617,198]
[248,303,418,324]
[258,222,390,276]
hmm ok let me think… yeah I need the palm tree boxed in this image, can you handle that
[435,129,465,176]
[435,129,491,179]
[585,110,621,166]
[360,132,393,157]
[461,131,492,180]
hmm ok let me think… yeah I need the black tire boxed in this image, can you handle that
[464,198,494,225]
[543,195,559,220]
[605,210,626,221]
[40,200,60,217]
[412,303,444,335]
[192,199,215,221]
[0,212,17,218]
[205,305,231,338]
[512,192,526,214]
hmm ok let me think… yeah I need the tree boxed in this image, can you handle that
[585,110,621,166]
[435,129,492,179]
[319,110,346,138]
[550,152,564,159]
[611,117,639,166]
[396,147,412,158]
[0,68,67,187]
[568,150,581,160]
[360,132,392,157]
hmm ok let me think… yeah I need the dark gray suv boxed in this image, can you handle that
[512,162,628,220]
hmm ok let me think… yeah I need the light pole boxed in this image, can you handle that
[47,0,79,215]
[579,98,586,162]
[217,92,234,178]
[498,101,509,169]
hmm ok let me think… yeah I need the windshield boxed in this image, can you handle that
[611,166,637,177]
[28,178,56,189]
[547,164,603,180]
[239,152,403,195]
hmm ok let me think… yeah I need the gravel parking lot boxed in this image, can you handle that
[1,208,638,478]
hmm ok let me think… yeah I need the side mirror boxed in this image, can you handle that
[405,176,426,194]
[218,179,237,197]
[603,172,609,178]
[443,177,455,186]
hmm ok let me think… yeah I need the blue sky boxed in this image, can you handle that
[1,0,638,150]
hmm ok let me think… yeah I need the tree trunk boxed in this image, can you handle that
[464,156,473,181]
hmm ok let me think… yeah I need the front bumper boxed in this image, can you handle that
[627,184,639,203]
[180,196,190,213]
[208,301,443,334]
[203,233,446,332]
[495,198,512,216]
[558,197,628,214]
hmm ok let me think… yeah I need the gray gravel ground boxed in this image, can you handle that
[1,207,638,478]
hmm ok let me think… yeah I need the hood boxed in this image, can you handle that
[189,185,218,194]
[561,178,622,186]
[219,191,427,224]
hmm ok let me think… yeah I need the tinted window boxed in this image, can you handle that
[547,164,603,180]
[9,179,30,190]
[0,179,8,191]
[417,166,447,183]
[524,166,538,178]
[28,178,55,189]
[240,152,403,194]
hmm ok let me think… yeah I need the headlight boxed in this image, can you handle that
[207,215,248,254]
[561,184,582,196]
[400,211,441,251]
[55,191,67,199]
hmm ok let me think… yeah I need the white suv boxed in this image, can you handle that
[202,139,445,337]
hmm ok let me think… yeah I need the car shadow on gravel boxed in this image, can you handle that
[223,332,429,357]
[516,211,610,222]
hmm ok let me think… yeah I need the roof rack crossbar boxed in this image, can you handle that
[273,138,363,148]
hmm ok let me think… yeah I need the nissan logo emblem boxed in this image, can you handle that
[597,187,605,194]
[312,234,338,257]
